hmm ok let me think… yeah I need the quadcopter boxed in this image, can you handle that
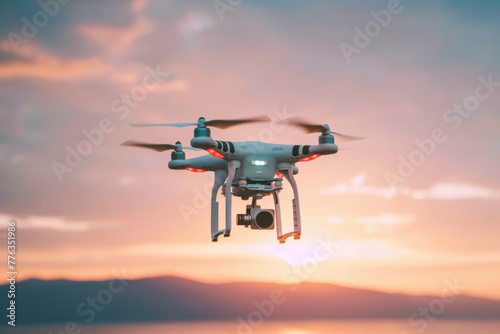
[123,116,361,243]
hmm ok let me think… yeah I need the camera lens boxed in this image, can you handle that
[255,211,274,229]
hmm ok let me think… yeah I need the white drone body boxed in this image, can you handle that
[123,116,360,243]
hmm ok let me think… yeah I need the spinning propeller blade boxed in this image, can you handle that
[130,116,269,129]
[204,116,270,129]
[282,117,365,141]
[121,140,201,152]
[329,131,365,141]
[283,117,328,134]
[130,122,197,127]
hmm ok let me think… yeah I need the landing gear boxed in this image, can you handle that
[210,163,302,243]
[276,165,302,243]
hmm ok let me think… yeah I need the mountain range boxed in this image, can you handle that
[1,275,499,326]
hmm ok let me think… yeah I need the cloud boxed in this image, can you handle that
[130,0,148,13]
[151,79,190,92]
[176,12,215,39]
[326,217,345,225]
[78,17,153,53]
[321,174,500,200]
[318,214,415,235]
[354,214,416,226]
[0,57,110,81]
[0,214,117,232]
[354,214,416,235]
[411,183,500,200]
[0,41,112,81]
[321,174,398,199]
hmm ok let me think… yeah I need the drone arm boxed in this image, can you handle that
[190,136,217,150]
[310,143,338,156]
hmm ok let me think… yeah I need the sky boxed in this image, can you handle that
[0,0,499,301]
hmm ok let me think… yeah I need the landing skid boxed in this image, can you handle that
[210,164,301,243]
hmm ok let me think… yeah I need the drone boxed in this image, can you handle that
[122,116,362,243]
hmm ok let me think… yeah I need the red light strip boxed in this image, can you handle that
[299,154,321,162]
[276,171,284,178]
[185,167,206,173]
[207,148,224,159]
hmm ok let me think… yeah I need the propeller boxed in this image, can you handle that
[281,117,365,141]
[129,122,197,128]
[121,140,201,152]
[329,131,365,141]
[130,116,270,129]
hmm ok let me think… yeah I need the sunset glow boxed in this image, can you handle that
[0,0,499,305]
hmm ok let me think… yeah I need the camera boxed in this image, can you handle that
[237,205,275,230]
